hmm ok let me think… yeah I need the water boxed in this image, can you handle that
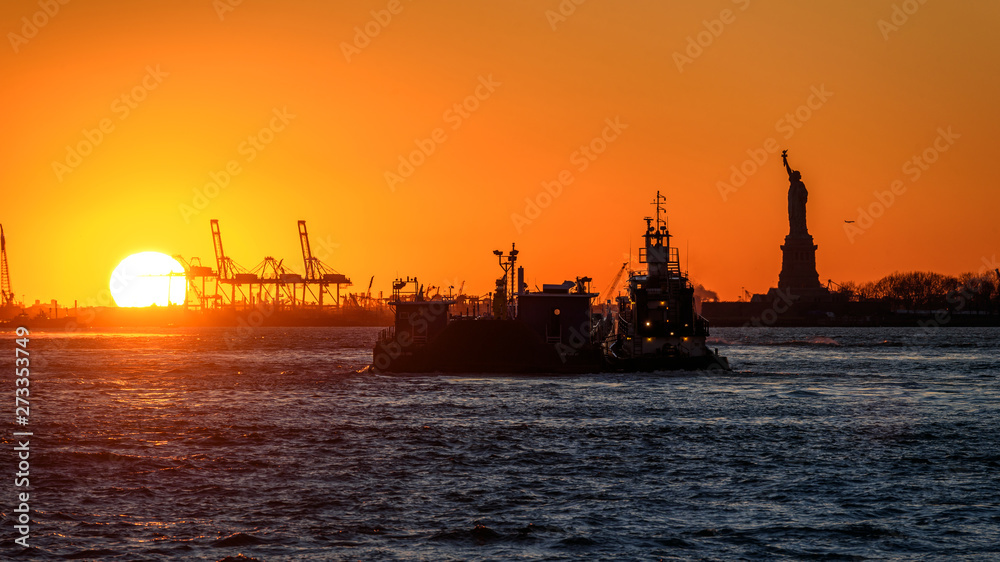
[3,327,999,560]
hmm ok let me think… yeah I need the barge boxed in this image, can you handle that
[372,192,729,373]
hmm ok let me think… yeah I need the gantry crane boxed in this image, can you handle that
[210,219,256,308]
[0,225,14,307]
[298,220,351,307]
[250,256,301,307]
[211,219,232,281]
[210,219,237,306]
[173,255,216,309]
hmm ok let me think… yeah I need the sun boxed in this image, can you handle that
[110,252,186,307]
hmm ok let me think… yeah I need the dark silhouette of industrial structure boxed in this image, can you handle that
[1,225,13,309]
[176,220,352,311]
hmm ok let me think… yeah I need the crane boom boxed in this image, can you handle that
[0,225,13,306]
[210,219,230,280]
[298,220,317,280]
[598,262,628,303]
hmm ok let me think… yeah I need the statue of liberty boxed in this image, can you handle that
[782,150,809,237]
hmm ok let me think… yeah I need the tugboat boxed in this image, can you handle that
[371,192,729,373]
[603,192,728,371]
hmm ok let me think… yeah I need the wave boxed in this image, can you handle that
[217,555,266,562]
[785,389,823,397]
[768,337,841,347]
[210,533,269,547]
[64,548,119,560]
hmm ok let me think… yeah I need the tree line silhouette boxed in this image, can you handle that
[835,270,999,313]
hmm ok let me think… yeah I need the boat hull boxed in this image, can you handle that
[373,319,603,374]
[372,318,729,374]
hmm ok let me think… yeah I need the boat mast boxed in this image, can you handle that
[642,191,672,277]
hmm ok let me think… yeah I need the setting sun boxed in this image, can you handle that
[109,252,186,307]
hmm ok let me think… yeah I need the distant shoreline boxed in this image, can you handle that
[0,306,393,331]
[702,300,1000,328]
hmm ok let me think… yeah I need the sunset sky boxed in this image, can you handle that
[2,0,998,306]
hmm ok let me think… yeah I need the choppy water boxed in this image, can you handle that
[3,326,999,560]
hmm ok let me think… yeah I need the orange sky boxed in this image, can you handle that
[2,0,998,305]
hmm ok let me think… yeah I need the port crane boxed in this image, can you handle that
[178,219,356,311]
[298,220,351,307]
[173,255,216,309]
[211,219,236,282]
[598,262,629,304]
[250,256,301,307]
[0,225,14,307]
[210,219,259,308]
[346,275,377,310]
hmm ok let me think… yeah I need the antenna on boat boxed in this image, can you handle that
[652,190,667,231]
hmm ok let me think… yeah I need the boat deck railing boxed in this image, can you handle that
[378,326,395,342]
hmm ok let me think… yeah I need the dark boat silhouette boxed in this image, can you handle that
[372,192,729,373]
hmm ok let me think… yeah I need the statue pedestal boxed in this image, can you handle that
[778,234,822,289]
